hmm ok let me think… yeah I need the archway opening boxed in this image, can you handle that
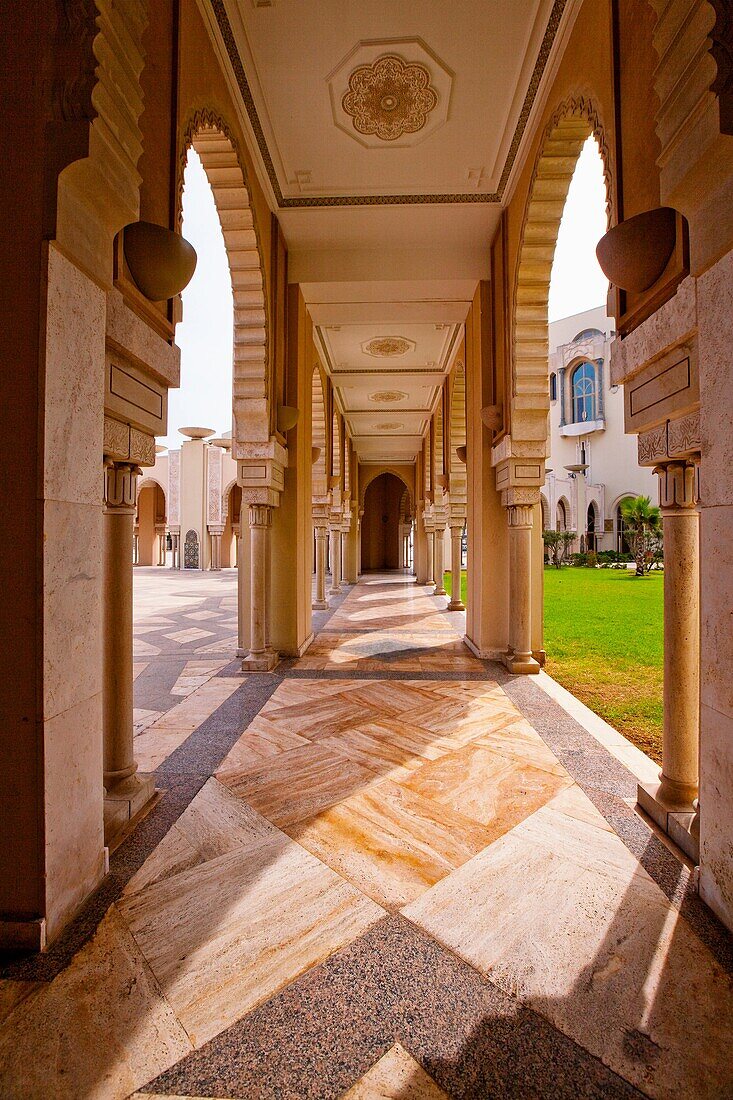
[361,473,409,571]
[135,481,166,566]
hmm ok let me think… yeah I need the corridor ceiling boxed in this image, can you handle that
[202,0,581,462]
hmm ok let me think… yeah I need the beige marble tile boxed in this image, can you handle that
[405,788,733,1100]
[400,741,572,837]
[124,779,280,897]
[342,1042,448,1099]
[216,715,310,777]
[218,743,376,827]
[473,716,569,777]
[117,834,384,1047]
[289,778,492,910]
[0,909,191,1100]
[133,727,191,772]
[0,980,43,1027]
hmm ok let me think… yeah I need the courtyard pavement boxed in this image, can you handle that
[0,569,730,1099]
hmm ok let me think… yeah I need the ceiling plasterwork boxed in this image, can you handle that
[362,337,414,357]
[208,0,569,206]
[342,55,438,142]
[369,390,409,402]
[330,42,451,149]
[373,422,405,431]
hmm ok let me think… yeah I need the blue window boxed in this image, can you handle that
[572,361,596,423]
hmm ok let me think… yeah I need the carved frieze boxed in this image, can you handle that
[207,447,223,524]
[168,450,180,525]
[638,423,668,466]
[668,411,701,458]
[129,428,155,467]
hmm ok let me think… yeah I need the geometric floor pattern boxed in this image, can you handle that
[0,573,731,1099]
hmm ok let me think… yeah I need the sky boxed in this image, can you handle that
[161,136,609,446]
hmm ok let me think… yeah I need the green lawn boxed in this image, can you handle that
[543,567,663,761]
[444,565,663,762]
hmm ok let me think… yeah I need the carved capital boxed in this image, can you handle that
[654,461,698,512]
[104,461,139,512]
[507,504,534,528]
[248,504,272,529]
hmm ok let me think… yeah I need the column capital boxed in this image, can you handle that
[507,504,534,528]
[654,460,698,512]
[248,503,272,528]
[207,524,225,536]
[104,461,140,513]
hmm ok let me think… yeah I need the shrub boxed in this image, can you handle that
[542,529,576,568]
[587,550,598,568]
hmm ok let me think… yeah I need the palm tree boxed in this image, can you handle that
[620,495,662,576]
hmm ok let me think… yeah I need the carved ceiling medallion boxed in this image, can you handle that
[373,422,404,431]
[342,55,438,142]
[363,337,413,357]
[369,390,408,403]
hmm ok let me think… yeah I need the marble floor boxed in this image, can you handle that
[1,572,731,1099]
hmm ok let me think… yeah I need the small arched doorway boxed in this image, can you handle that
[586,502,597,552]
[361,473,407,571]
[136,481,166,566]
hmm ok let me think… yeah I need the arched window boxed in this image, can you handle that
[549,372,557,402]
[586,503,597,552]
[556,499,567,532]
[572,361,596,423]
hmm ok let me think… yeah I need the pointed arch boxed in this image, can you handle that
[511,97,613,447]
[311,365,328,498]
[179,111,270,448]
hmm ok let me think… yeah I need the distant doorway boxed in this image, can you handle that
[362,473,407,570]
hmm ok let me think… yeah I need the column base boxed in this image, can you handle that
[503,651,540,675]
[434,585,447,596]
[242,650,279,672]
[447,599,465,611]
[313,599,329,610]
[104,772,156,846]
[329,587,341,596]
[637,780,700,861]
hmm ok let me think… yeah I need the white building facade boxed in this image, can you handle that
[542,306,656,553]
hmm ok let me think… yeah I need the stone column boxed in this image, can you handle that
[357,509,364,578]
[341,528,349,586]
[242,503,278,671]
[172,531,180,569]
[425,529,435,586]
[102,462,154,837]
[156,525,166,566]
[448,524,465,610]
[504,504,540,674]
[313,523,328,610]
[434,527,447,595]
[638,462,700,833]
[208,526,223,571]
[329,526,342,594]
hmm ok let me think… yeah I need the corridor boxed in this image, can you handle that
[0,574,731,1099]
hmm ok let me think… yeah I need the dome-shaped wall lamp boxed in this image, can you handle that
[595,207,677,293]
[480,404,503,432]
[179,426,215,440]
[277,405,300,433]
[455,445,467,464]
[311,446,322,464]
[564,463,589,479]
[123,221,197,302]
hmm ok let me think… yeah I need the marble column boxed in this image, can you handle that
[425,529,435,586]
[434,527,447,595]
[156,525,166,566]
[329,527,342,595]
[102,462,154,837]
[357,510,364,578]
[638,462,700,838]
[341,528,349,586]
[208,527,223,571]
[448,524,465,610]
[313,523,328,610]
[172,532,180,569]
[504,504,540,674]
[242,503,278,672]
